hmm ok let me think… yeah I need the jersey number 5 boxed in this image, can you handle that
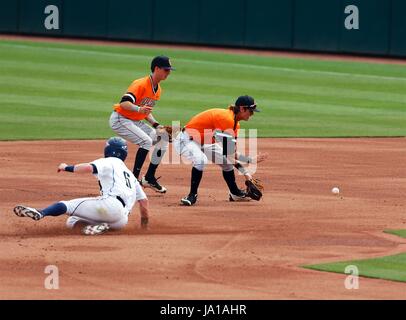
[123,171,132,188]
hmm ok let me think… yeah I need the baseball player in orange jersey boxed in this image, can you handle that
[174,95,266,206]
[109,56,175,193]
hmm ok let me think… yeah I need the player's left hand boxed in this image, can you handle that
[156,125,173,142]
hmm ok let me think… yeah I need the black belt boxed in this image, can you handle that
[116,196,125,207]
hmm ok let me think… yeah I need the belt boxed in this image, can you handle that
[116,196,125,207]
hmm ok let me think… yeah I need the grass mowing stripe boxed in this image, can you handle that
[3,52,405,99]
[271,100,405,117]
[2,72,405,109]
[2,39,406,75]
[2,41,406,82]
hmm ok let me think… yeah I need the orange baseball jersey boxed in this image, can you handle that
[184,108,240,144]
[113,75,161,121]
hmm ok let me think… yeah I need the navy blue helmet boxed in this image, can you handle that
[104,137,128,161]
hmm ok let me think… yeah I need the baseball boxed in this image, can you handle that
[331,187,340,194]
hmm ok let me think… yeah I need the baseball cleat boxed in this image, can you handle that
[181,193,198,206]
[141,176,167,193]
[13,205,43,220]
[229,190,250,202]
[82,223,110,236]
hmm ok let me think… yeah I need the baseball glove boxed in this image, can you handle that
[157,125,173,142]
[245,178,264,201]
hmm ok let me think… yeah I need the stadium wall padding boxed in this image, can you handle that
[0,0,19,32]
[390,0,406,56]
[293,0,341,52]
[1,0,405,57]
[339,0,391,55]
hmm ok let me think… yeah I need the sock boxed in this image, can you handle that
[190,167,203,195]
[145,163,159,181]
[222,170,240,194]
[41,202,67,217]
[133,148,149,179]
[146,147,168,180]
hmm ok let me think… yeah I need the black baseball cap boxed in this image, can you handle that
[235,95,260,112]
[151,56,175,72]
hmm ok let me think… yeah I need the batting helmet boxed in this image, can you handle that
[104,137,128,161]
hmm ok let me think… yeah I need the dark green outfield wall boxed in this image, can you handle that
[1,0,405,57]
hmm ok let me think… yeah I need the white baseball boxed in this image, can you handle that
[332,187,340,194]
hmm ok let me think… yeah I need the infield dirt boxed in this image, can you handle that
[0,138,405,299]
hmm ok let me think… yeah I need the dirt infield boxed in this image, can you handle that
[0,138,405,299]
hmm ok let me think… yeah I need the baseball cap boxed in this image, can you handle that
[151,55,175,71]
[235,95,260,112]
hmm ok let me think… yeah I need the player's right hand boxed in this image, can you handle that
[57,163,68,172]
[139,106,152,115]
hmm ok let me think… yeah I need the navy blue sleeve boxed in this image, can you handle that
[91,163,98,174]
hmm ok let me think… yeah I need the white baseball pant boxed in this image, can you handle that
[62,196,129,230]
[173,130,234,171]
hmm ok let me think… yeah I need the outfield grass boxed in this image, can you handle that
[305,231,406,283]
[304,253,406,283]
[384,230,406,239]
[0,39,405,140]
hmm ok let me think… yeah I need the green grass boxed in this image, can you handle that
[304,253,406,283]
[384,229,406,238]
[1,39,406,140]
[305,231,406,283]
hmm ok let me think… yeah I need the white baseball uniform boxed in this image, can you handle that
[62,157,146,230]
